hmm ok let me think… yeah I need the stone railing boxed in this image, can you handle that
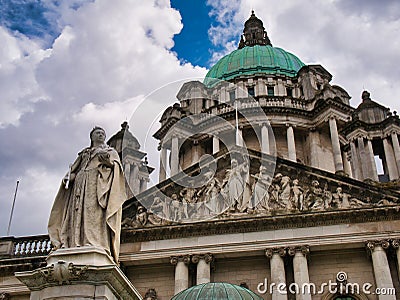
[0,235,51,258]
[201,96,311,120]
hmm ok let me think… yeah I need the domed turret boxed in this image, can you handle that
[205,11,304,87]
[171,282,263,300]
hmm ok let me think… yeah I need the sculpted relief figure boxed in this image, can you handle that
[251,166,271,211]
[48,127,126,262]
[222,159,251,212]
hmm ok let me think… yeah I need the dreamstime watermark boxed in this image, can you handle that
[256,272,396,296]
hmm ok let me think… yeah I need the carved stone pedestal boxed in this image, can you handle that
[15,246,141,300]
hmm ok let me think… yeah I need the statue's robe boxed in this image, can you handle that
[48,144,126,262]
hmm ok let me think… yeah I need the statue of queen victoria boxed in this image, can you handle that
[48,126,126,262]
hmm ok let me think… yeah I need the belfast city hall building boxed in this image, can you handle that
[1,11,400,300]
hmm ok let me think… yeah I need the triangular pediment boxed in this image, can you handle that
[121,147,400,243]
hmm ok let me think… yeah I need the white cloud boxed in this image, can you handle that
[0,0,207,236]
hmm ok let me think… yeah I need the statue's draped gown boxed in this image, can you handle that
[48,144,126,261]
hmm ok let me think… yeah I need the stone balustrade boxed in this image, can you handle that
[0,235,51,258]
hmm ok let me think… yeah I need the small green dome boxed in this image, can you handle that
[171,282,263,300]
[204,45,305,87]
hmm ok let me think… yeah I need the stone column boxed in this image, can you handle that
[286,124,296,162]
[383,137,399,180]
[309,128,320,168]
[192,140,200,164]
[130,164,139,194]
[237,127,244,147]
[124,163,131,192]
[366,241,396,300]
[391,132,400,175]
[266,248,287,300]
[342,150,352,177]
[192,253,213,285]
[159,145,167,182]
[357,137,369,181]
[391,239,400,281]
[288,246,311,300]
[213,135,220,154]
[171,135,180,176]
[350,140,362,180]
[170,255,190,295]
[261,123,270,154]
[329,117,344,173]
[366,138,379,181]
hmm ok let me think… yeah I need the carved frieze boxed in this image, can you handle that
[121,150,400,231]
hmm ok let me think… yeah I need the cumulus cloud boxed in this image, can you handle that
[0,0,207,236]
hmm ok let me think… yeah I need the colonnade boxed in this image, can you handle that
[350,132,400,181]
[170,254,213,295]
[157,118,400,182]
[169,241,398,299]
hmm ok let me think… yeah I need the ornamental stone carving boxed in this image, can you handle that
[366,240,391,254]
[287,245,310,257]
[192,253,214,264]
[265,247,286,258]
[0,293,9,300]
[40,261,88,285]
[144,288,158,300]
[170,255,191,266]
[122,153,399,229]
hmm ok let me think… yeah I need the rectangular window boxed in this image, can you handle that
[247,87,255,97]
[286,87,293,97]
[267,86,274,96]
[229,90,236,101]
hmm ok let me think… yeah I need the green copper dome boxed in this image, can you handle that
[204,45,305,87]
[171,282,263,300]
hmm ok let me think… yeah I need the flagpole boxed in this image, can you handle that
[7,180,19,236]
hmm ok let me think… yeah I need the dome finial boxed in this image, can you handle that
[238,11,272,49]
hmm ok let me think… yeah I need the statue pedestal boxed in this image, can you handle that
[15,246,141,300]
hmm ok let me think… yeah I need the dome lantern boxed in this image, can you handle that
[238,10,272,49]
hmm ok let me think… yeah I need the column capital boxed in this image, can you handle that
[287,245,310,257]
[0,293,10,300]
[366,240,391,253]
[192,253,214,264]
[285,123,294,128]
[391,239,400,249]
[309,126,317,132]
[170,255,191,265]
[265,247,286,258]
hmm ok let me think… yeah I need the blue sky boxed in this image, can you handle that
[170,0,214,67]
[0,0,400,237]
